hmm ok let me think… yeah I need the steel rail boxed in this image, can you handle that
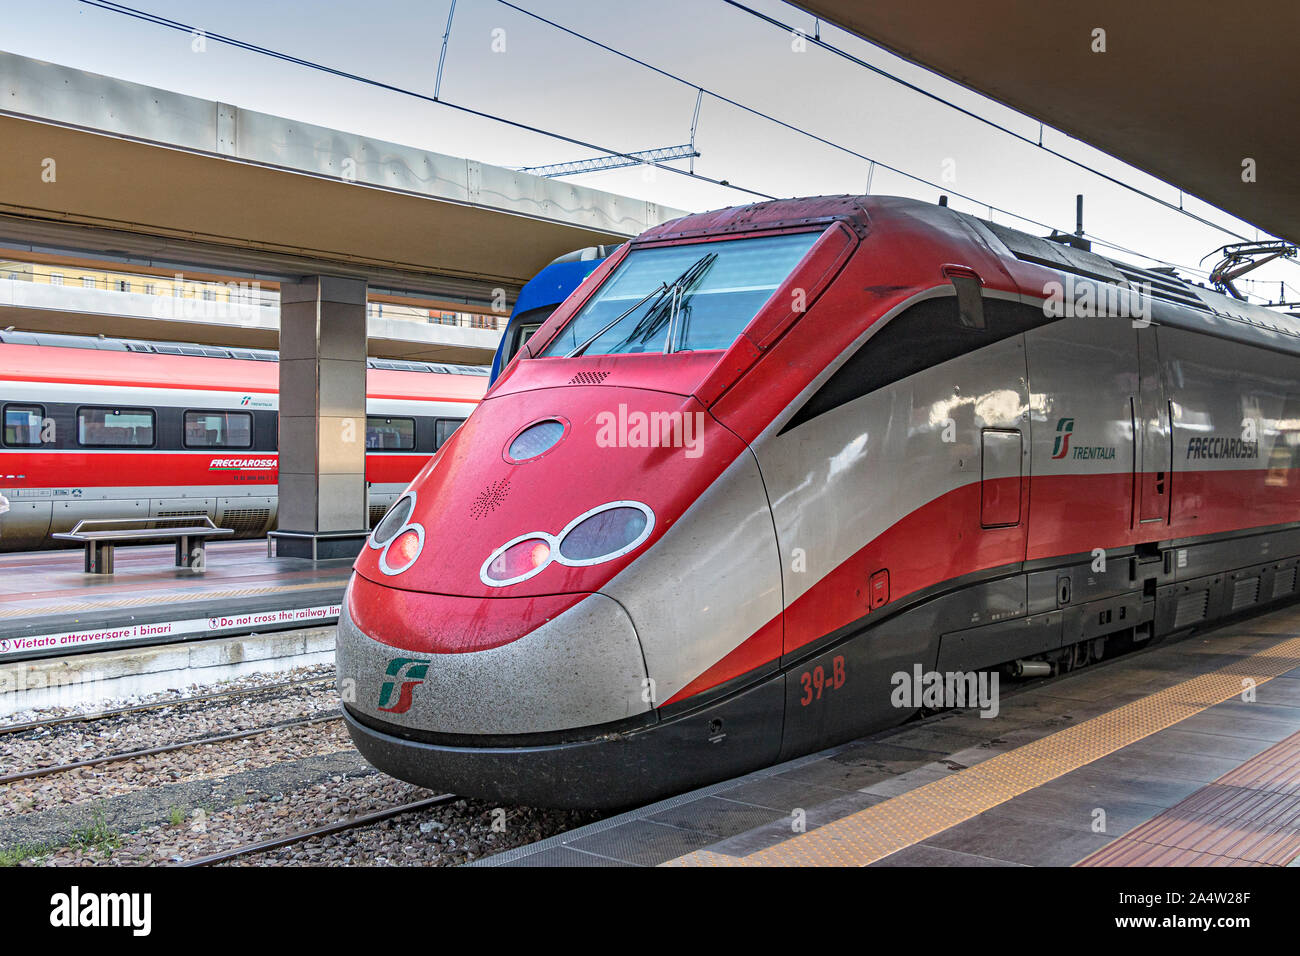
[0,676,335,737]
[0,712,342,785]
[179,794,462,867]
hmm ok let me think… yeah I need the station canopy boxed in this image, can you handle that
[796,0,1300,244]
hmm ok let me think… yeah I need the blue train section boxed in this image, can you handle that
[489,246,618,384]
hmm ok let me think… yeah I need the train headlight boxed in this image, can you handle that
[482,535,555,586]
[372,493,425,576]
[480,502,655,587]
[379,525,425,575]
[557,503,653,565]
[505,418,568,463]
[369,494,414,549]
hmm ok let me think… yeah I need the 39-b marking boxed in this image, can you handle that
[800,655,846,706]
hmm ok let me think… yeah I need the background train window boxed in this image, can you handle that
[501,306,553,365]
[366,416,415,450]
[76,407,155,447]
[435,418,465,449]
[3,404,44,446]
[184,410,253,448]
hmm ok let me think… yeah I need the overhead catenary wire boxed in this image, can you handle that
[78,1,1286,300]
[720,0,1271,248]
[490,1,1267,285]
[433,0,458,101]
[493,1,1072,232]
[76,0,774,200]
[78,0,1147,249]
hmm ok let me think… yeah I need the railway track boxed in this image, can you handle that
[0,712,343,785]
[0,674,336,737]
[180,793,461,866]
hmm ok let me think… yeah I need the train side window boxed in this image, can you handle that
[517,322,544,352]
[3,404,45,446]
[435,418,465,449]
[184,410,253,448]
[366,416,415,450]
[503,307,553,365]
[76,407,155,447]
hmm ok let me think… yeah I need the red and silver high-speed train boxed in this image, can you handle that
[0,332,485,548]
[338,195,1300,808]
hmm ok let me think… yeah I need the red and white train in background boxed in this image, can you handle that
[339,194,1300,808]
[0,332,485,548]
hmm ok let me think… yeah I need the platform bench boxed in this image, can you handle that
[52,517,235,574]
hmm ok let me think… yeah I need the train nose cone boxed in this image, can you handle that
[335,574,650,736]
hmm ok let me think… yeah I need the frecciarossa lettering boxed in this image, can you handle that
[208,458,278,470]
[1186,436,1259,460]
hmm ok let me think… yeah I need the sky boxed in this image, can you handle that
[1,0,1296,304]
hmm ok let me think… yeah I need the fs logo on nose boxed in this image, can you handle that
[1051,417,1075,460]
[378,657,430,714]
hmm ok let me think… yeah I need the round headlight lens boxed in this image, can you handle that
[389,530,421,568]
[507,419,566,462]
[371,495,413,547]
[484,537,552,583]
[559,506,649,563]
[378,523,425,576]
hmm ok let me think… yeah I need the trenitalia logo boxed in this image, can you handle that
[1051,417,1074,459]
[1050,417,1117,461]
[377,657,430,714]
[208,458,277,470]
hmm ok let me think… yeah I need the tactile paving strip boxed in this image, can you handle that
[664,636,1300,866]
[1077,731,1300,866]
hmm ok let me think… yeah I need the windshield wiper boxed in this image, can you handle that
[565,251,720,359]
[663,252,718,354]
[565,282,669,358]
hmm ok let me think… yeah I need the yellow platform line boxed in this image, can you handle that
[0,580,343,618]
[663,635,1300,867]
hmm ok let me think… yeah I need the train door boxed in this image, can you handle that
[1135,326,1172,527]
[1024,313,1138,556]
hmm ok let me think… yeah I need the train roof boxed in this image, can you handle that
[0,330,488,402]
[645,194,1300,358]
[962,206,1300,357]
[0,329,489,376]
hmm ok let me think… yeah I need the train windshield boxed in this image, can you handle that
[536,231,820,358]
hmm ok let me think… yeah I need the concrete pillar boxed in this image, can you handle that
[272,275,369,559]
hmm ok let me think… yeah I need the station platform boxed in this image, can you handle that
[0,540,350,662]
[484,604,1300,867]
